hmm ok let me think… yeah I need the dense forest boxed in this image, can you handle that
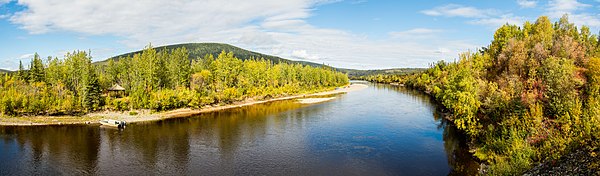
[0,46,349,116]
[388,15,600,174]
[350,68,425,81]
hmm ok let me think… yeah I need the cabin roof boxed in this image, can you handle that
[108,84,125,91]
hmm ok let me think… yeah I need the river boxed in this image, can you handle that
[0,82,479,175]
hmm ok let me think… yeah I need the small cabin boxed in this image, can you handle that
[107,84,126,98]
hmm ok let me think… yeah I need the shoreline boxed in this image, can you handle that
[0,84,368,126]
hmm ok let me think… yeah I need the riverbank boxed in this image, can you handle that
[386,81,599,175]
[0,84,368,126]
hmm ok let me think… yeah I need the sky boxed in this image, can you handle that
[0,0,599,70]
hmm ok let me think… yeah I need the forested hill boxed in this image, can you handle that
[100,43,324,67]
[98,43,388,76]
[0,69,10,73]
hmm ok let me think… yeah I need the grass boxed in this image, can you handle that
[0,114,104,125]
[129,111,139,116]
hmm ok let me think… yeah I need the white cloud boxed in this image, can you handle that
[545,0,600,27]
[6,0,480,69]
[517,0,537,8]
[421,4,494,18]
[422,4,527,28]
[0,53,35,70]
[469,14,525,27]
[349,0,367,5]
[435,48,451,54]
[291,50,322,61]
[567,13,600,27]
[18,53,34,60]
[548,0,590,13]
[389,28,443,39]
[10,0,325,36]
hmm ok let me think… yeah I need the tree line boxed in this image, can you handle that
[370,15,600,174]
[354,68,427,84]
[0,45,349,116]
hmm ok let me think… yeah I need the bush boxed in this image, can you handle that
[129,111,138,116]
[149,88,194,111]
[108,97,130,111]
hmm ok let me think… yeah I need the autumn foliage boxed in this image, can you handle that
[403,15,600,174]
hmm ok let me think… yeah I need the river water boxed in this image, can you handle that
[0,82,479,175]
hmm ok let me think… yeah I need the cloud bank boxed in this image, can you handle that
[545,0,600,28]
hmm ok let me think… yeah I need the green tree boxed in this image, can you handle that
[83,70,102,111]
[17,60,26,81]
[584,57,600,137]
[29,53,45,83]
[531,16,554,49]
[540,57,579,117]
[441,54,481,135]
[167,47,191,88]
[45,57,63,86]
[106,59,120,85]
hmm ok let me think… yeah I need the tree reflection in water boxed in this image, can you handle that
[388,84,480,175]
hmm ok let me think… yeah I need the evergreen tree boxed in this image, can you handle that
[29,53,45,83]
[83,68,102,111]
[17,60,26,81]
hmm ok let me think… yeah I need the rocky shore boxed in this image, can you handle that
[524,148,600,176]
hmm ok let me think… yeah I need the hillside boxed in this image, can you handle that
[100,43,325,67]
[0,69,11,73]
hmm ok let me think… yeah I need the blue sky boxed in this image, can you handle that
[0,0,599,70]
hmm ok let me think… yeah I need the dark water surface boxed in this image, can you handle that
[0,82,479,175]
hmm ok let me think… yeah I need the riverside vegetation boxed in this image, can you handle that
[0,45,349,116]
[365,15,600,174]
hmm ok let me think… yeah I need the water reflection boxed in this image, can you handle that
[385,84,480,175]
[0,126,100,175]
[0,83,479,175]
